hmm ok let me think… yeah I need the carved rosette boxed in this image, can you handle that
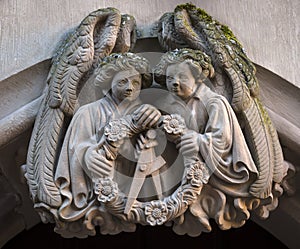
[104,119,129,142]
[94,178,118,203]
[87,113,209,227]
[24,4,293,239]
[186,161,209,187]
[162,114,186,135]
[145,201,168,226]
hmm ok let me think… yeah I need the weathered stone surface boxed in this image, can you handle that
[21,4,293,243]
[0,1,299,248]
[1,0,299,87]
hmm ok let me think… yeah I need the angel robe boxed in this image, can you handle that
[54,94,183,221]
[195,84,258,195]
[156,83,258,197]
[54,95,142,220]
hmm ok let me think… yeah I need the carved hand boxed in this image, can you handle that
[177,129,200,157]
[85,145,114,178]
[132,104,161,128]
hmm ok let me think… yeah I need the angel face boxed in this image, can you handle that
[166,62,198,100]
[111,68,142,103]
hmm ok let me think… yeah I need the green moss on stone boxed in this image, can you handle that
[195,8,213,23]
[220,25,242,47]
[175,3,197,12]
[175,3,213,22]
[256,98,272,126]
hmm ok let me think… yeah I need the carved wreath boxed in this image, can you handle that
[94,114,209,226]
[25,4,289,237]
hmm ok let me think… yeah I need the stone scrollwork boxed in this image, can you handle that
[24,3,292,238]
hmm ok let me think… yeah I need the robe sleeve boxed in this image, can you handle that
[198,97,257,196]
[55,103,100,216]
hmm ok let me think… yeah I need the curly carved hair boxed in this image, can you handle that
[154,48,215,86]
[94,52,152,89]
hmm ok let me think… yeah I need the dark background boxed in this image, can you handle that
[3,219,288,249]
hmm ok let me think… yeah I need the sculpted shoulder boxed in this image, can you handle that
[74,97,110,117]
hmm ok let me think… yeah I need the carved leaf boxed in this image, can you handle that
[243,99,274,198]
[157,3,285,199]
[112,14,137,53]
[267,117,285,183]
[26,8,138,208]
[48,8,122,116]
[157,12,189,51]
[173,6,208,52]
[26,93,63,207]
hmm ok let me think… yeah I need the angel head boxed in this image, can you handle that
[94,52,152,103]
[154,49,214,100]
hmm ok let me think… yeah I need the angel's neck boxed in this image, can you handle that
[111,95,139,115]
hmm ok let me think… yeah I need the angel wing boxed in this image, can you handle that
[26,8,137,208]
[157,3,285,199]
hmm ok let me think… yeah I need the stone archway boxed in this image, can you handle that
[0,1,299,248]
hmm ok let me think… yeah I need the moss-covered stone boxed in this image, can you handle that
[220,25,242,47]
[175,3,197,12]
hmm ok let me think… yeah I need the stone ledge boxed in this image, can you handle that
[0,0,299,86]
[0,96,44,148]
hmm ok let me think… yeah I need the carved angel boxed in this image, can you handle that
[25,8,141,234]
[157,4,286,200]
[24,4,290,238]
[153,48,259,235]
[154,48,258,195]
[155,3,289,235]
[54,52,162,224]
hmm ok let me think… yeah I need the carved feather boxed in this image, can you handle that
[244,99,274,198]
[173,7,207,52]
[264,107,285,183]
[112,14,137,53]
[157,3,284,198]
[173,4,256,113]
[26,8,130,208]
[26,92,63,206]
[157,12,189,51]
[49,7,122,116]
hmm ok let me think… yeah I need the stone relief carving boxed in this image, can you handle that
[24,4,293,238]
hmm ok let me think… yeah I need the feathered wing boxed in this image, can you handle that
[157,12,188,51]
[157,3,285,198]
[26,93,65,207]
[113,14,137,53]
[26,8,136,208]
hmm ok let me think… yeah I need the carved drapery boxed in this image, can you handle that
[24,4,293,238]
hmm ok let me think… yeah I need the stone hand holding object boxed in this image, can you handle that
[177,129,201,157]
[84,144,114,179]
[132,104,161,128]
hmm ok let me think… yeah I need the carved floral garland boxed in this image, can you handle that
[93,114,210,226]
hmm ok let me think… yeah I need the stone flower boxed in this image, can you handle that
[162,114,186,135]
[145,201,168,226]
[186,161,210,187]
[104,119,128,142]
[94,178,118,203]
